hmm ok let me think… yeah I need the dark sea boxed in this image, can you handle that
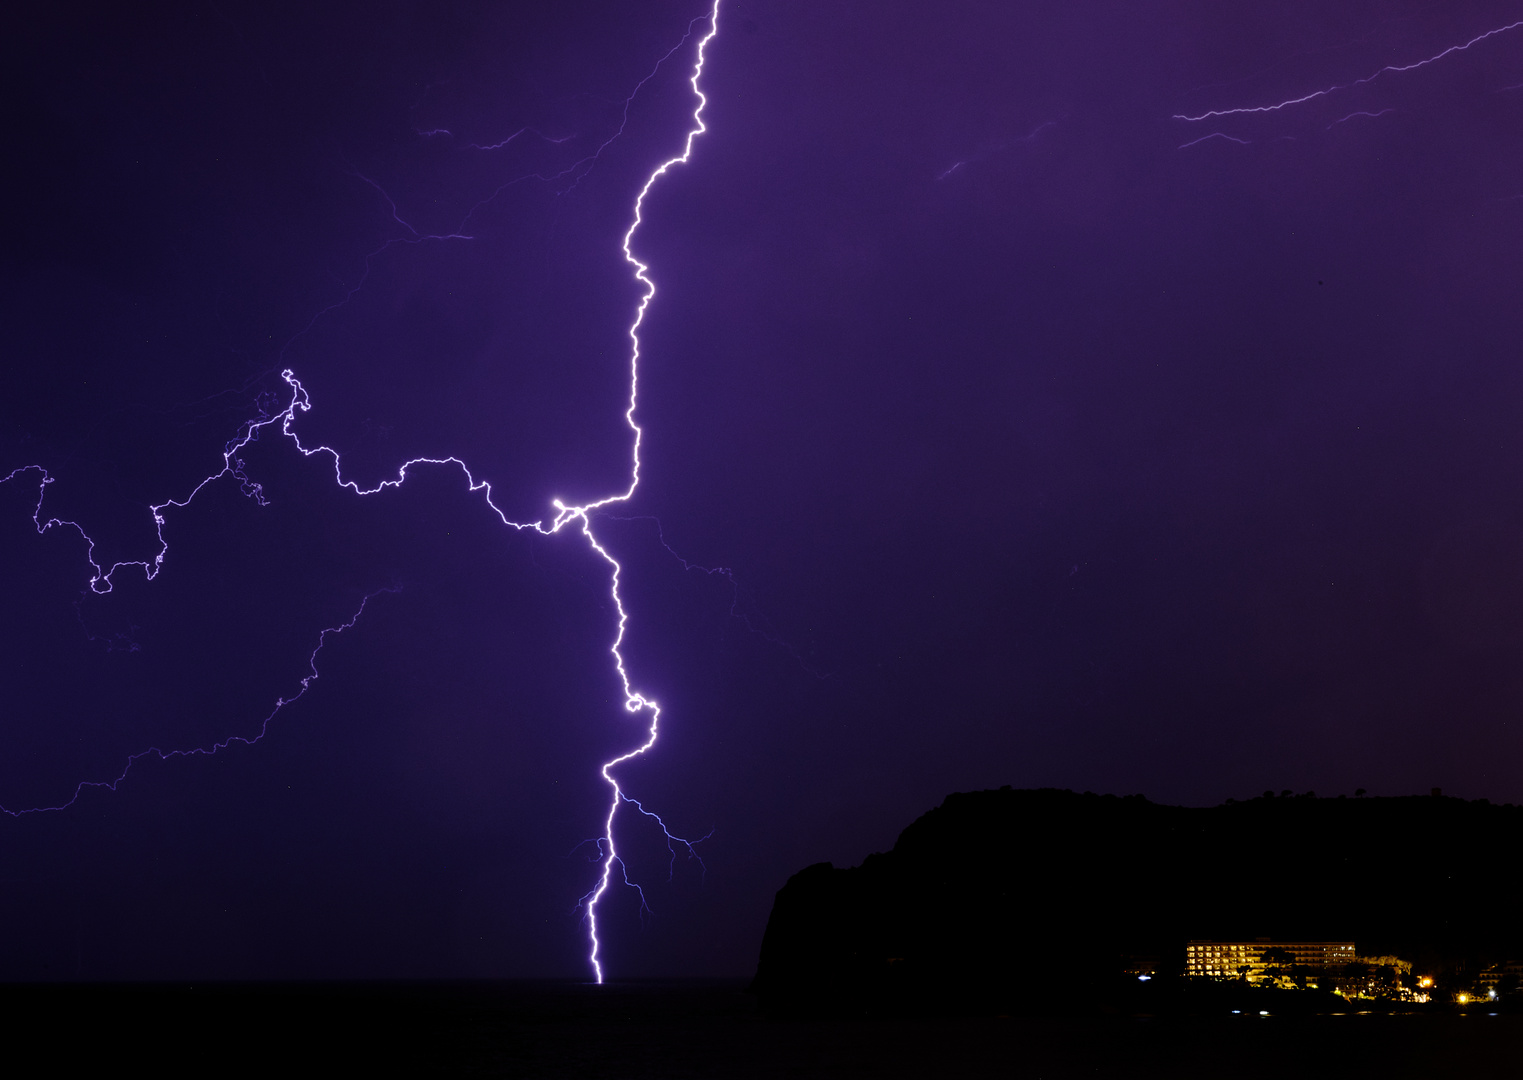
[6,980,1519,1077]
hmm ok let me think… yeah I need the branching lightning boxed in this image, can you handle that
[1178,132,1251,150]
[569,1,723,981]
[608,514,829,678]
[445,11,716,223]
[935,120,1056,180]
[1173,19,1523,122]
[2,1,725,982]
[0,586,390,818]
[1326,108,1397,130]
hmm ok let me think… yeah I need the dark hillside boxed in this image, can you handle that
[751,789,1523,1014]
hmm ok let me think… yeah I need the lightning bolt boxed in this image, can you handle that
[0,586,390,817]
[1178,132,1251,150]
[608,514,829,678]
[935,120,1056,181]
[571,0,723,984]
[2,1,724,982]
[1173,19,1523,121]
[1325,108,1396,130]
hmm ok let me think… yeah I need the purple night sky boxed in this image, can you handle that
[3,0,1523,981]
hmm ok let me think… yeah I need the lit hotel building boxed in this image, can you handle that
[1186,939,1356,981]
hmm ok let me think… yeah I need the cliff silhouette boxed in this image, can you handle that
[751,788,1523,1015]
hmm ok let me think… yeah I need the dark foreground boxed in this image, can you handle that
[5,980,1520,1078]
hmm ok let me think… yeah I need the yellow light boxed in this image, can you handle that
[1457,994,1469,1004]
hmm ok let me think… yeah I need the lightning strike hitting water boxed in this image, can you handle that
[571,0,723,983]
[1173,19,1523,122]
[2,1,723,982]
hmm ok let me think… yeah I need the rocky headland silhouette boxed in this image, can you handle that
[751,787,1523,1015]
